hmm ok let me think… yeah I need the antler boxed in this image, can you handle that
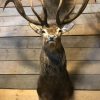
[3,0,48,26]
[56,0,63,26]
[56,0,89,26]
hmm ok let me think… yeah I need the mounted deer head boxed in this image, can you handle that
[3,0,89,99]
[3,0,89,47]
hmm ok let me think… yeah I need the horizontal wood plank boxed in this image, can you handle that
[0,25,37,37]
[0,90,100,100]
[0,61,40,74]
[0,74,100,90]
[66,48,100,60]
[0,90,38,100]
[0,6,42,16]
[0,37,29,48]
[68,23,100,35]
[0,0,97,8]
[0,48,99,61]
[0,14,99,26]
[0,0,40,7]
[0,23,100,37]
[74,90,100,100]
[0,4,100,17]
[0,75,38,89]
[74,4,100,13]
[0,61,100,74]
[28,36,100,48]
[68,61,100,74]
[0,36,100,49]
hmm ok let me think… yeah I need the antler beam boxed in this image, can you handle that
[56,0,89,26]
[3,0,49,26]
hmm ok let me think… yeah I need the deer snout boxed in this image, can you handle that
[48,35,57,42]
[47,35,57,46]
[48,36,54,41]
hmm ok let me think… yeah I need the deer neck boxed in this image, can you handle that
[40,40,66,76]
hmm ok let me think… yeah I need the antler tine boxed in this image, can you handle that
[56,0,63,27]
[62,0,89,25]
[30,0,48,26]
[39,0,49,27]
[62,1,76,23]
[30,0,43,24]
[3,0,42,25]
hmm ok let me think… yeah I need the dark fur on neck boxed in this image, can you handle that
[40,41,66,75]
[37,38,74,100]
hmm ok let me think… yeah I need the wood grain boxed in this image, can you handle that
[27,36,100,48]
[0,4,100,17]
[0,36,100,49]
[0,0,97,8]
[0,37,28,48]
[0,7,42,16]
[0,90,38,100]
[0,75,38,89]
[0,90,100,100]
[0,61,100,74]
[0,48,99,61]
[0,14,99,26]
[0,61,40,74]
[0,0,40,7]
[0,74,100,90]
[0,36,100,75]
[0,23,100,37]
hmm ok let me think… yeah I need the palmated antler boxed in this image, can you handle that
[3,0,49,26]
[56,0,89,27]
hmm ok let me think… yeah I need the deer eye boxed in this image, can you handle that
[41,30,45,33]
[58,29,62,33]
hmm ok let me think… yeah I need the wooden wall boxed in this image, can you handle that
[0,0,100,99]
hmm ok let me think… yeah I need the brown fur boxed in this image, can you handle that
[37,33,74,100]
[44,25,57,35]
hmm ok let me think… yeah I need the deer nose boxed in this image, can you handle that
[48,36,54,41]
[50,37,54,41]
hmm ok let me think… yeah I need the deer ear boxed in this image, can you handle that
[61,22,75,33]
[29,23,42,35]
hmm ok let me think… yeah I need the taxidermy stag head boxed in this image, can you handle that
[4,0,89,100]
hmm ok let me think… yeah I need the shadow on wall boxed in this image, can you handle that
[69,12,100,89]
